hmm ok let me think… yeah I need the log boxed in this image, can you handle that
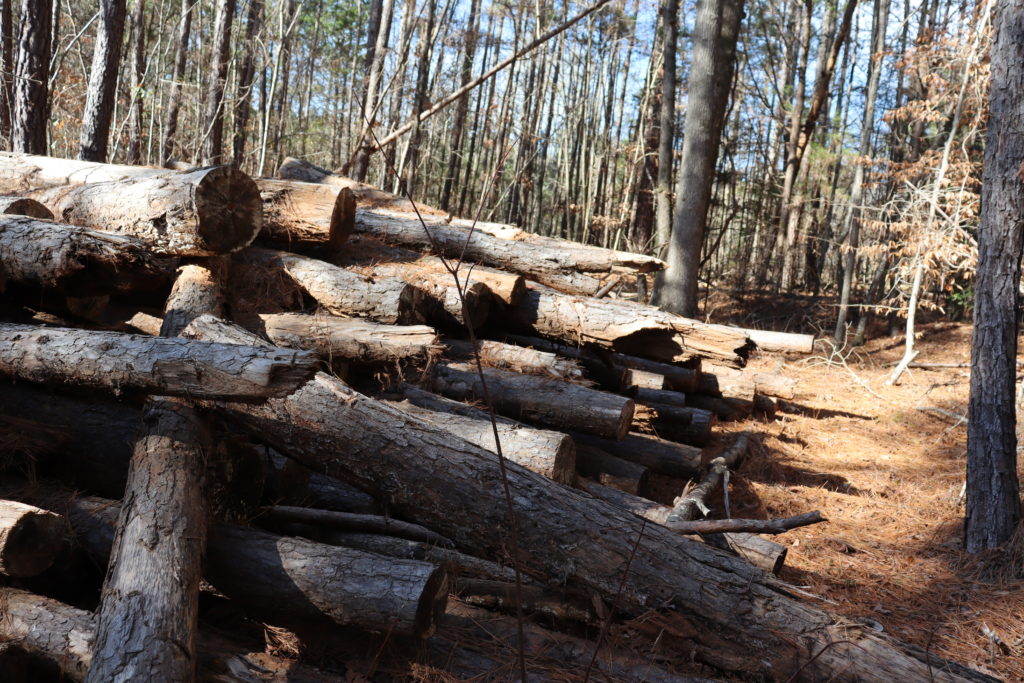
[0,323,319,400]
[454,577,595,624]
[259,505,451,547]
[431,361,634,440]
[259,312,440,364]
[354,208,605,294]
[63,496,448,638]
[739,327,815,354]
[278,159,665,274]
[664,512,826,535]
[505,333,701,392]
[571,431,702,479]
[506,288,752,367]
[0,215,173,294]
[189,317,996,681]
[265,450,380,514]
[0,500,65,577]
[445,338,586,381]
[257,179,355,249]
[160,258,228,336]
[385,384,576,484]
[243,247,429,324]
[27,165,262,256]
[639,400,717,447]
[350,261,492,329]
[86,397,210,682]
[0,196,52,218]
[686,393,752,421]
[632,386,687,407]
[0,587,349,682]
[125,312,162,335]
[699,362,797,400]
[574,443,649,495]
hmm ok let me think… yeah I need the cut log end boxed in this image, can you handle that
[331,187,356,249]
[0,502,66,578]
[395,281,431,325]
[615,398,636,441]
[415,566,450,638]
[0,197,53,219]
[193,166,263,253]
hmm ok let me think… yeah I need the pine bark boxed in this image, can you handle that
[11,0,52,154]
[259,311,440,363]
[160,259,228,337]
[78,0,127,162]
[0,323,319,400]
[0,500,65,577]
[965,0,1024,552]
[201,0,237,164]
[258,180,355,249]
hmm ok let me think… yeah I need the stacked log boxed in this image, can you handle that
[0,154,993,683]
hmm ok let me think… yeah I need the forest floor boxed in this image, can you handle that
[701,294,1024,681]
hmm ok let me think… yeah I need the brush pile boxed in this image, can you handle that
[0,153,995,682]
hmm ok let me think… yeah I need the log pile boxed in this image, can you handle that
[0,153,997,683]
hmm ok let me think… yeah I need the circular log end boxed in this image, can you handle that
[0,507,66,578]
[396,284,430,325]
[461,282,492,330]
[0,197,54,219]
[328,187,356,250]
[505,276,528,306]
[614,398,636,441]
[194,166,263,253]
[552,436,577,485]
[414,566,450,639]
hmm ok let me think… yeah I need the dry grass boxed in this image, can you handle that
[720,321,1024,680]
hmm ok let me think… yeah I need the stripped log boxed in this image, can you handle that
[740,327,815,354]
[160,258,228,336]
[0,323,319,400]
[259,312,440,364]
[27,166,262,256]
[445,338,586,381]
[506,289,752,367]
[243,247,429,324]
[67,496,448,638]
[574,443,649,495]
[0,196,52,218]
[387,384,576,483]
[665,512,826,535]
[125,312,163,335]
[0,500,65,577]
[571,431,702,479]
[188,317,997,682]
[702,362,797,400]
[257,179,355,249]
[279,156,438,214]
[0,215,173,294]
[431,361,634,440]
[353,261,491,329]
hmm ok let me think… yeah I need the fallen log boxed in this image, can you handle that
[257,179,355,249]
[665,512,826,535]
[431,361,634,440]
[189,316,995,681]
[0,215,173,294]
[243,247,429,324]
[506,288,752,367]
[571,431,702,479]
[385,385,576,484]
[686,393,753,421]
[0,587,348,682]
[454,577,595,624]
[445,338,586,381]
[258,505,451,547]
[354,208,605,295]
[27,165,262,256]
[279,156,438,214]
[160,258,228,336]
[0,196,52,218]
[0,323,319,400]
[504,334,701,392]
[65,496,448,638]
[639,400,716,447]
[86,397,210,682]
[574,443,649,495]
[700,362,797,400]
[259,312,440,364]
[125,312,163,335]
[0,500,65,577]
[352,260,492,329]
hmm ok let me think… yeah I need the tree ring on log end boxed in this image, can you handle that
[193,166,263,253]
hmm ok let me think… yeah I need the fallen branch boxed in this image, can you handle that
[663,511,826,535]
[259,505,452,547]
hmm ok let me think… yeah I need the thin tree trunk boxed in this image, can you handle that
[161,0,193,164]
[202,0,237,165]
[12,0,52,154]
[125,0,145,164]
[79,0,127,161]
[654,0,678,253]
[0,0,13,144]
[438,0,479,211]
[232,0,262,166]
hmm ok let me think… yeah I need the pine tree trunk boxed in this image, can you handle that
[12,0,52,154]
[161,0,193,164]
[232,0,262,166]
[202,0,237,165]
[78,0,127,161]
[125,0,146,165]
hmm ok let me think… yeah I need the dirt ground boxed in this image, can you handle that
[705,315,1024,681]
